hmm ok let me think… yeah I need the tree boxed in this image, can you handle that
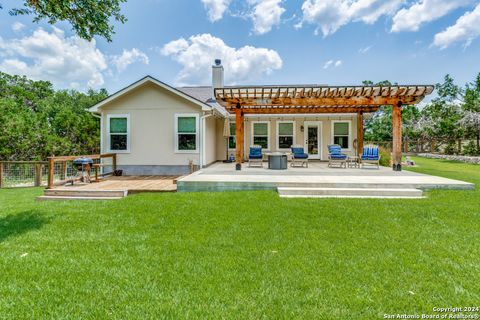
[462,73,480,149]
[420,74,464,147]
[0,71,107,161]
[362,80,421,143]
[2,0,127,41]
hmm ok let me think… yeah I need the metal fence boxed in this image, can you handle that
[0,154,116,189]
[0,161,48,188]
[366,139,479,154]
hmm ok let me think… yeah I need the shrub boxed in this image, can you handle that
[443,142,457,155]
[463,141,479,156]
[379,147,391,167]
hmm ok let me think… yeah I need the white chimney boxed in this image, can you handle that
[212,59,224,99]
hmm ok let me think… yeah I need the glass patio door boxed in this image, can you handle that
[304,121,321,159]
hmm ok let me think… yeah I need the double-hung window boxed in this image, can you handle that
[252,122,269,149]
[332,121,350,149]
[108,114,129,152]
[175,114,199,153]
[277,121,294,149]
[228,122,236,149]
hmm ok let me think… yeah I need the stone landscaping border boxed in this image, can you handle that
[417,153,480,165]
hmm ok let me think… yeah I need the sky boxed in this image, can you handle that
[1,0,480,94]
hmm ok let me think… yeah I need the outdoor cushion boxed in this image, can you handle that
[328,144,343,155]
[362,156,379,160]
[362,146,379,160]
[249,147,263,160]
[291,147,308,159]
[330,154,347,159]
[293,153,308,159]
[291,147,304,155]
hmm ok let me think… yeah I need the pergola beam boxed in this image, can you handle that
[220,96,421,108]
[392,102,403,171]
[228,107,379,114]
[357,112,364,157]
[235,106,244,168]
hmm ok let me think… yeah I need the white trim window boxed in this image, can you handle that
[228,122,236,149]
[277,121,295,150]
[332,120,351,150]
[251,121,270,149]
[175,114,199,153]
[107,114,130,153]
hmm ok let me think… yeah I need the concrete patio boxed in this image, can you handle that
[177,161,474,196]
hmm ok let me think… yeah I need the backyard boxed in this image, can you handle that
[0,157,479,319]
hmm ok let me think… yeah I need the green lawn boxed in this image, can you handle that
[0,157,479,319]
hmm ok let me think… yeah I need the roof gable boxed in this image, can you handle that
[89,76,212,113]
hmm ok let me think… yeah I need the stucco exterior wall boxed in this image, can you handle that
[204,115,218,166]
[100,82,203,172]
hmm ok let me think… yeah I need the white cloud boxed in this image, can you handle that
[201,0,231,22]
[323,59,342,69]
[248,0,286,35]
[161,33,283,85]
[433,3,480,49]
[111,48,149,73]
[358,45,372,53]
[12,22,25,32]
[0,27,107,88]
[299,0,403,36]
[391,0,471,32]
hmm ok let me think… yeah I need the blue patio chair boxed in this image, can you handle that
[290,145,308,168]
[361,145,381,169]
[248,145,264,168]
[328,144,347,168]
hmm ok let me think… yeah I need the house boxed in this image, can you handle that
[89,60,433,175]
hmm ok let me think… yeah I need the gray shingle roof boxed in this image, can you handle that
[176,86,213,103]
[176,86,229,117]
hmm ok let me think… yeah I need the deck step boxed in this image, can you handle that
[37,195,124,201]
[277,187,423,199]
[44,189,127,198]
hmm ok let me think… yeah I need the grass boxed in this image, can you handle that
[0,157,479,319]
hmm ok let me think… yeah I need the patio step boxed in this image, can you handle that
[39,189,128,200]
[277,187,424,199]
[37,195,124,201]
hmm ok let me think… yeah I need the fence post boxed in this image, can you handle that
[34,163,42,187]
[112,154,117,172]
[0,162,3,189]
[47,157,55,189]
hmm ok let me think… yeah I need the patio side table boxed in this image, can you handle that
[347,156,360,168]
[267,152,288,170]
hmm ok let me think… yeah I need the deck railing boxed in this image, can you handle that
[47,153,117,189]
[0,161,49,188]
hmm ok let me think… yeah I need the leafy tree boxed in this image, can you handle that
[363,80,420,143]
[2,0,127,41]
[0,71,107,161]
[420,74,464,145]
[462,73,480,149]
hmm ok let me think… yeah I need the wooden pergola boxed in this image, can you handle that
[214,85,434,171]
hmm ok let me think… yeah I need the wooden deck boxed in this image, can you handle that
[57,175,179,192]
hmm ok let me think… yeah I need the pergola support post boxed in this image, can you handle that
[392,101,402,171]
[357,112,364,157]
[235,105,244,170]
